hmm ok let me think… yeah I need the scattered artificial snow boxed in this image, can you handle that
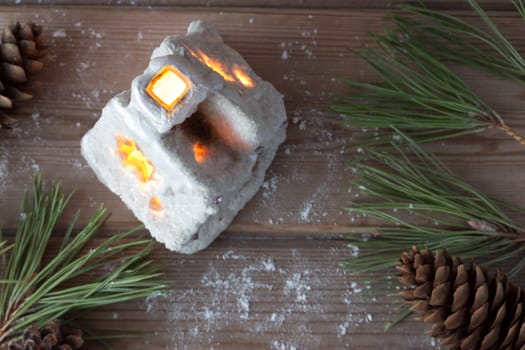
[271,340,298,350]
[221,249,243,260]
[350,281,362,294]
[285,272,312,303]
[270,312,285,326]
[261,258,276,272]
[0,153,8,193]
[262,176,280,199]
[81,27,104,39]
[300,201,312,222]
[298,120,307,131]
[77,61,91,72]
[52,28,67,38]
[347,244,360,257]
[20,156,39,173]
[143,248,378,348]
[338,321,350,336]
[71,159,88,170]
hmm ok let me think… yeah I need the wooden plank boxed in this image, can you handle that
[1,7,524,234]
[76,238,436,350]
[0,0,518,10]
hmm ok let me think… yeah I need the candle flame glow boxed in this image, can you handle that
[189,49,254,88]
[195,49,236,83]
[150,196,163,211]
[233,64,255,88]
[193,142,208,164]
[116,135,155,182]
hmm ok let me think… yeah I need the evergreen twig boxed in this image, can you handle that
[343,134,525,277]
[394,0,525,85]
[0,175,168,346]
[332,0,525,147]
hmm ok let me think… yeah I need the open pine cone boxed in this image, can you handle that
[7,320,84,350]
[397,246,525,350]
[0,21,47,129]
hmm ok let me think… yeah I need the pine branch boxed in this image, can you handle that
[394,0,525,85]
[0,240,12,257]
[0,175,168,346]
[343,134,525,278]
[332,0,525,147]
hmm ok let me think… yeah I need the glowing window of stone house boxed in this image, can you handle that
[116,135,155,182]
[146,65,191,112]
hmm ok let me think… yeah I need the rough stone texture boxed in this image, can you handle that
[81,21,287,254]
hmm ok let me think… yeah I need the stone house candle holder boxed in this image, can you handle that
[81,21,287,254]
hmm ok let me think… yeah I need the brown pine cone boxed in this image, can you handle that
[7,320,84,350]
[397,246,525,350]
[0,21,47,129]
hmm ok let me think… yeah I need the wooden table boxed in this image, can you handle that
[0,1,524,349]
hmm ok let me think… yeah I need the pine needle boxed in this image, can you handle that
[0,175,168,346]
[343,133,525,278]
[394,0,525,85]
[332,0,525,147]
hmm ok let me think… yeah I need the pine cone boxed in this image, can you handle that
[0,21,47,129]
[397,246,525,350]
[7,320,84,350]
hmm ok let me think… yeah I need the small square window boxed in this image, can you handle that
[146,65,190,112]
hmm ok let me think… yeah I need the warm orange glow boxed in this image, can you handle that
[116,135,154,182]
[191,49,236,83]
[146,65,190,112]
[189,49,254,88]
[232,65,254,88]
[193,142,208,164]
[149,196,163,211]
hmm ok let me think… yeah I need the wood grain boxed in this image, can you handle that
[0,4,524,349]
[0,0,518,10]
[79,238,435,350]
